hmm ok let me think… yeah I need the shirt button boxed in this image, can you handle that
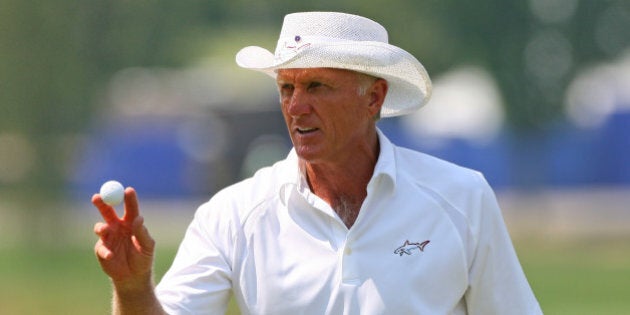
[344,247,352,255]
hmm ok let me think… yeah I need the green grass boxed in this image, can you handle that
[1,237,629,314]
[0,246,112,314]
[518,237,630,315]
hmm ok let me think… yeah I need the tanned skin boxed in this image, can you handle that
[277,68,387,227]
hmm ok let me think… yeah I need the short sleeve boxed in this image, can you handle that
[465,178,542,314]
[155,202,233,315]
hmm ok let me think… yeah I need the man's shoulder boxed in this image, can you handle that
[394,145,483,183]
[391,144,491,205]
[391,145,496,229]
[199,157,293,218]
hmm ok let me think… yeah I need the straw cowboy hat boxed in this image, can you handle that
[235,11,432,118]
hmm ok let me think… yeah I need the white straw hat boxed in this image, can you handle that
[235,11,432,118]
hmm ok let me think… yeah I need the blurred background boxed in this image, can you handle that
[0,0,629,314]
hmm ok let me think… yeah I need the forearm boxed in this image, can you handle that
[111,277,167,315]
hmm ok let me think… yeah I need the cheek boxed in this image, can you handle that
[280,101,291,119]
[280,107,293,131]
[327,107,367,139]
[335,99,371,125]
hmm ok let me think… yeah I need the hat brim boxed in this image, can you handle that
[236,42,432,118]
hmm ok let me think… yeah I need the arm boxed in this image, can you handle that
[155,200,234,314]
[92,187,167,315]
[465,180,542,314]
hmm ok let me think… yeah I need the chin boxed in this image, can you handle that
[295,146,325,163]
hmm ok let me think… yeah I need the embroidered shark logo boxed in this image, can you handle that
[394,240,430,256]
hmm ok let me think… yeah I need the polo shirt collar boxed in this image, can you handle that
[371,128,397,194]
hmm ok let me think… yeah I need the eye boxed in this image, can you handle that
[279,83,294,99]
[307,81,322,91]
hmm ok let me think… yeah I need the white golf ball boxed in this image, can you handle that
[100,180,125,206]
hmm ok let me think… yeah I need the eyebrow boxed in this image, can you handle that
[279,73,332,84]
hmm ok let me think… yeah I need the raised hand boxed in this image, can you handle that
[93,187,156,289]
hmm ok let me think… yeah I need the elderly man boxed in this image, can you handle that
[93,11,542,314]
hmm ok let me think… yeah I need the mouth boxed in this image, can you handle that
[296,127,318,134]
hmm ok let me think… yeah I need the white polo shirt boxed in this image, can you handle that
[155,130,542,314]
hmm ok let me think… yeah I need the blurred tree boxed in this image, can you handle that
[1,0,92,196]
[0,0,235,198]
[1,0,628,198]
[398,0,629,129]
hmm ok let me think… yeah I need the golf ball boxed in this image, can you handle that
[100,180,125,206]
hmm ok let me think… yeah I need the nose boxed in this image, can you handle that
[285,88,311,117]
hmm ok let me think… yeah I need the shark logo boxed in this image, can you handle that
[394,240,430,256]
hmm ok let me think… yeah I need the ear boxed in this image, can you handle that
[367,78,388,117]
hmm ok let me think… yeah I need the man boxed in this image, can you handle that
[93,11,542,314]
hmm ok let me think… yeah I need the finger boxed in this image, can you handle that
[93,222,110,238]
[92,194,120,224]
[131,216,155,254]
[122,187,139,222]
[95,240,114,260]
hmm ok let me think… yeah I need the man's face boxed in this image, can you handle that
[276,68,383,165]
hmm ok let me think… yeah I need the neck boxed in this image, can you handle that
[303,134,380,228]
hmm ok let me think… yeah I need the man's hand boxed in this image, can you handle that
[93,187,155,289]
[93,187,166,314]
